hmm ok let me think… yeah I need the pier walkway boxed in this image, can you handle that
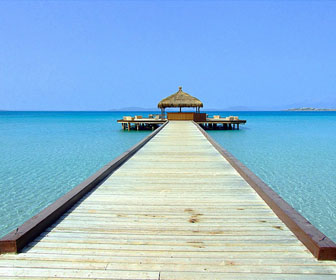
[1,121,336,279]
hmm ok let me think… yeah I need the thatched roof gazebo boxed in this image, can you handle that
[158,87,203,113]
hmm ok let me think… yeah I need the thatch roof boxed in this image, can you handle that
[158,87,203,109]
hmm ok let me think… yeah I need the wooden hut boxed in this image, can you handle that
[158,87,206,121]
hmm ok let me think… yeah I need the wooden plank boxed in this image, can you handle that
[160,272,336,280]
[0,260,336,274]
[34,237,302,246]
[5,253,335,266]
[0,267,158,279]
[17,247,314,258]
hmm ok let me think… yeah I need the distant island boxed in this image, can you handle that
[286,107,336,111]
[109,107,157,111]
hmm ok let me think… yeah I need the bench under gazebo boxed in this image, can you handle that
[158,86,206,121]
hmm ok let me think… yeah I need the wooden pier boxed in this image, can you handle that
[198,118,246,130]
[117,117,246,131]
[1,121,336,279]
[117,118,166,131]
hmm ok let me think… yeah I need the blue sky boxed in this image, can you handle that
[1,0,336,110]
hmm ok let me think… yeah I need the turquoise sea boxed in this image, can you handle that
[0,111,335,243]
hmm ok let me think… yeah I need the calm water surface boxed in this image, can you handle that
[0,111,151,237]
[0,111,335,243]
[208,111,336,242]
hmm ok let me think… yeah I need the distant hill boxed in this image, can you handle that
[109,105,336,112]
[109,107,158,111]
[286,107,336,111]
[206,106,269,111]
[110,106,276,112]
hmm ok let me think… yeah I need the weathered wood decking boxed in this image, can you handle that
[1,121,336,279]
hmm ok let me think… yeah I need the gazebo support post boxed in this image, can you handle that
[160,108,165,119]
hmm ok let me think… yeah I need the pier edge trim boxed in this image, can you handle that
[194,121,336,261]
[0,121,168,254]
